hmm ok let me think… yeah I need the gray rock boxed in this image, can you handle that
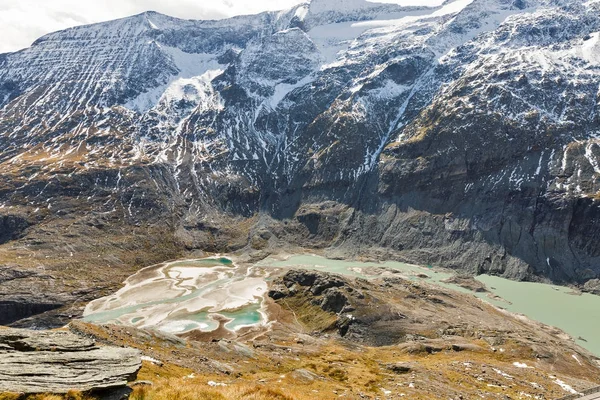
[319,288,348,314]
[281,270,345,295]
[282,270,319,288]
[290,368,320,383]
[583,279,600,295]
[451,343,485,352]
[385,362,415,374]
[310,275,345,296]
[0,327,141,394]
[0,328,95,352]
[267,284,289,300]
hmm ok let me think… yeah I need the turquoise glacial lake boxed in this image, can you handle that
[258,254,600,357]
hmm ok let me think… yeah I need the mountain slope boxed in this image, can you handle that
[1,0,600,325]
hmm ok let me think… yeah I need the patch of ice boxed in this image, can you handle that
[310,0,373,14]
[158,320,211,333]
[578,32,600,64]
[370,79,410,100]
[309,21,366,65]
[368,0,444,5]
[309,0,475,67]
[146,17,158,30]
[431,0,475,18]
[585,142,600,174]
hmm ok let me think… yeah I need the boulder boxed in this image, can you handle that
[290,368,321,383]
[583,279,600,295]
[385,362,415,374]
[451,343,485,352]
[0,327,141,394]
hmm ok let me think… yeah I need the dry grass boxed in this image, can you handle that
[277,294,338,333]
[0,391,93,400]
[131,381,298,400]
[125,337,590,400]
[2,323,597,400]
[68,297,600,400]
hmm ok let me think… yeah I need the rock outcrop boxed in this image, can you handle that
[270,269,600,356]
[584,279,600,295]
[0,327,141,394]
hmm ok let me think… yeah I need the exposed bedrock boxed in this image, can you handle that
[0,326,141,395]
[0,301,63,326]
[0,215,29,245]
[264,104,600,284]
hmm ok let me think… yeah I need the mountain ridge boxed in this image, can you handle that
[0,0,600,327]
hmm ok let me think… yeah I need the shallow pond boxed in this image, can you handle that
[83,257,267,334]
[83,254,600,357]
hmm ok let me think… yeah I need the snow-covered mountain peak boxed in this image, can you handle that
[1,0,600,283]
[30,12,164,47]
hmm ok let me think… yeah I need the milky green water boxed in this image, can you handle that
[259,255,600,357]
[222,303,263,331]
[83,258,257,333]
[83,254,600,356]
[474,275,600,356]
[257,254,455,282]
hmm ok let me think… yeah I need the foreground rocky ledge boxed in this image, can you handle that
[0,326,141,394]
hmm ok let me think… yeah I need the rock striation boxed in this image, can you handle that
[0,327,141,394]
[2,0,600,326]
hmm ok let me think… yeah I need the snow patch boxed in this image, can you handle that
[585,143,600,174]
[513,362,533,369]
[146,17,158,30]
[308,0,475,67]
[553,378,579,395]
[573,32,600,64]
[295,5,309,20]
[141,355,162,365]
[493,368,513,379]
[125,47,221,113]
[267,74,314,109]
[310,0,374,14]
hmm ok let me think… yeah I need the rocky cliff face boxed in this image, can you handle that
[1,0,599,314]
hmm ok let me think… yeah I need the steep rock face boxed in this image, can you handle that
[0,215,29,244]
[0,0,599,298]
[365,1,600,281]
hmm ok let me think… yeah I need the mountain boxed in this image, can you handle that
[1,0,600,325]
